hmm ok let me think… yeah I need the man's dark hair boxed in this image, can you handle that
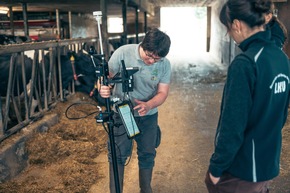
[140,28,171,57]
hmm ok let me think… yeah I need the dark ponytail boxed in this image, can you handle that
[220,0,274,29]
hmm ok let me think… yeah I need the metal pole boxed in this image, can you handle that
[122,0,128,45]
[135,7,139,43]
[101,0,108,59]
[96,16,104,54]
[93,11,120,193]
[9,6,14,36]
[68,11,72,39]
[22,3,29,37]
[56,9,60,39]
[144,11,147,33]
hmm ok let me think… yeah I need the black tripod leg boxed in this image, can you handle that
[108,120,121,193]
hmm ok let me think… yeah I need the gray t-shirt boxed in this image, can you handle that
[108,43,171,116]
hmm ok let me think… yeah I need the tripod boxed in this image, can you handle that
[93,11,121,193]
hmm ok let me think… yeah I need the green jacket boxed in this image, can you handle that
[209,30,290,182]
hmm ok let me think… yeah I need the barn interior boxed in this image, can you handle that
[0,0,289,61]
[0,0,290,192]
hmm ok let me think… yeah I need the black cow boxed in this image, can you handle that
[0,53,35,127]
[41,51,74,95]
[0,52,75,97]
[0,49,75,128]
[0,37,107,129]
[40,50,102,102]
[0,53,33,97]
[0,34,35,98]
[0,34,31,45]
[72,51,105,105]
[0,35,108,132]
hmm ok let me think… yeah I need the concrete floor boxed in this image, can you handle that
[88,81,224,193]
[88,54,290,193]
[88,54,226,193]
[1,53,289,192]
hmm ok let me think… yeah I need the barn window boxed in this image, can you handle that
[160,7,208,57]
[108,16,123,33]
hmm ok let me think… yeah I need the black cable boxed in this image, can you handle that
[102,122,109,134]
[124,139,134,166]
[65,101,100,120]
[65,101,133,166]
[65,101,127,137]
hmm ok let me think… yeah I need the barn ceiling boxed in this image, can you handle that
[0,0,286,17]
[0,0,219,28]
[0,0,217,14]
[0,0,285,28]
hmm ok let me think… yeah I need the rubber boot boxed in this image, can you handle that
[109,164,124,193]
[139,169,153,193]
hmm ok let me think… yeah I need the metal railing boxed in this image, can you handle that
[0,37,99,142]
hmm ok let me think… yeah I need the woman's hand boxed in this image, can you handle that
[209,173,220,185]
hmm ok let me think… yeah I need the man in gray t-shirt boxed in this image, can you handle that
[99,28,171,193]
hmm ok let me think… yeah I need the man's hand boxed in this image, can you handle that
[133,99,151,116]
[99,85,111,98]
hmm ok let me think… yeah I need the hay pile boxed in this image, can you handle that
[0,92,108,193]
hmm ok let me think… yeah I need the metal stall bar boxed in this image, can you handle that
[28,50,39,118]
[11,56,22,123]
[51,48,58,101]
[46,48,55,103]
[41,49,48,110]
[3,54,17,133]
[57,46,64,101]
[0,38,98,142]
[20,52,29,120]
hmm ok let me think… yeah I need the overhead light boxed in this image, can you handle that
[0,6,9,14]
